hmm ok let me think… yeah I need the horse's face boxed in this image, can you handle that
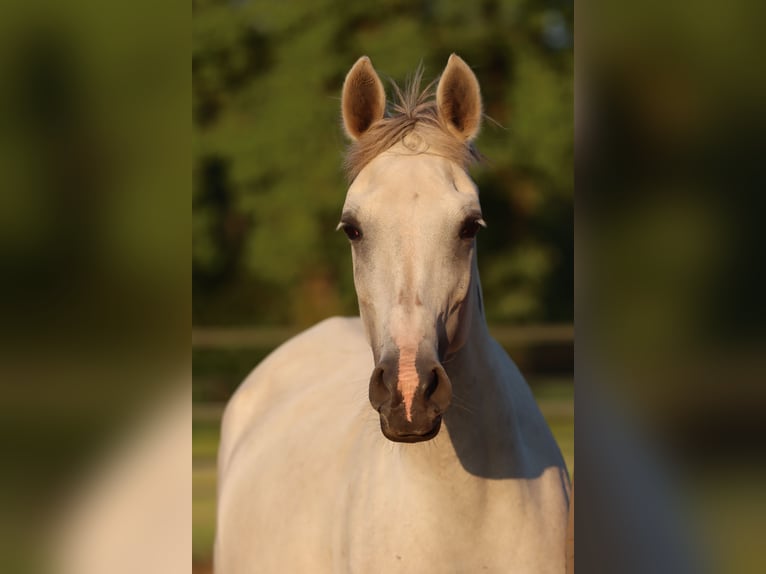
[341,153,483,442]
[340,55,484,442]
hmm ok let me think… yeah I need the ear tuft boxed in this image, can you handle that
[342,56,386,140]
[436,54,482,142]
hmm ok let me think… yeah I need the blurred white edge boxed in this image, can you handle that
[48,378,191,574]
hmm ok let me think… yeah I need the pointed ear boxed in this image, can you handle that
[342,56,386,140]
[436,54,482,141]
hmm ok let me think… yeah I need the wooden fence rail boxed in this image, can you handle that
[192,323,574,350]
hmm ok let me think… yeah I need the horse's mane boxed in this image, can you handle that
[343,65,481,182]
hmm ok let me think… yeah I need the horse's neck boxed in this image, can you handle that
[429,268,536,479]
[445,263,506,404]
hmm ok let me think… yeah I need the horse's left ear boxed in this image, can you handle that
[436,54,482,142]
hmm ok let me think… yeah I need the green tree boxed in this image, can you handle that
[193,0,573,326]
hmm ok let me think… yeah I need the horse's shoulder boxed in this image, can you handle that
[218,316,367,473]
[301,315,367,343]
[258,316,368,375]
[269,316,366,358]
[235,315,364,391]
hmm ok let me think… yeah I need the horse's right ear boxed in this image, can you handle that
[342,56,386,140]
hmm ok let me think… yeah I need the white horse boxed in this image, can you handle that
[215,55,570,573]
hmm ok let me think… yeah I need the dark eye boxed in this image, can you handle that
[342,224,362,241]
[459,218,484,240]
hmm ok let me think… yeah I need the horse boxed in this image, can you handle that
[215,54,570,573]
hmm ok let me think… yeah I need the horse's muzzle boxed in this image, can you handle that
[369,357,452,443]
[380,413,443,443]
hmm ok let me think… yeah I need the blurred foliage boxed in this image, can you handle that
[0,1,189,352]
[580,2,766,573]
[0,1,189,571]
[193,0,573,326]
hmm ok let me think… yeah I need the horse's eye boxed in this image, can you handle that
[459,218,484,240]
[342,224,362,241]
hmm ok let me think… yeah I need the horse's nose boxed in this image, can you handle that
[369,357,452,443]
[423,364,452,414]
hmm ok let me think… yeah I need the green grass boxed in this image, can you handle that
[192,405,221,563]
[192,407,221,561]
[193,418,221,461]
[193,465,217,561]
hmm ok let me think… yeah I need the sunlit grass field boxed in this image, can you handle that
[192,374,573,567]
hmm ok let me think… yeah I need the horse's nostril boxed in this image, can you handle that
[369,365,392,409]
[424,369,439,400]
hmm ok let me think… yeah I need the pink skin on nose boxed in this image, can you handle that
[389,306,422,422]
[397,346,419,422]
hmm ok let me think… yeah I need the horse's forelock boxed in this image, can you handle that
[343,70,480,182]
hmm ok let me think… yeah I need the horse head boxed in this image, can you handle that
[340,55,485,443]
